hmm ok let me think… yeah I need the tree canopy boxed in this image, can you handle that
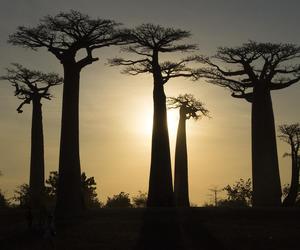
[8,10,124,69]
[168,94,209,120]
[0,63,62,112]
[109,24,199,82]
[218,178,252,207]
[278,123,300,150]
[105,192,132,208]
[197,41,300,102]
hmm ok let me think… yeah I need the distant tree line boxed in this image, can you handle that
[11,171,101,209]
[206,177,300,208]
[10,172,147,209]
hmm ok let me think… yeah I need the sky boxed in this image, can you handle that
[0,0,300,205]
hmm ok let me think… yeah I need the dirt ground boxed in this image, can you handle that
[1,207,299,250]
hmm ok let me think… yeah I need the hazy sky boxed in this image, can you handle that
[0,0,300,205]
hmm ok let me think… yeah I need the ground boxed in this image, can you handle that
[1,207,299,250]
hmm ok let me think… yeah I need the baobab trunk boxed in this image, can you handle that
[251,83,282,206]
[29,97,45,210]
[55,64,84,217]
[174,107,190,207]
[147,83,174,207]
[283,151,299,206]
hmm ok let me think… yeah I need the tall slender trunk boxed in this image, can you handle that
[283,148,299,206]
[147,83,174,207]
[251,83,282,206]
[174,108,190,207]
[55,63,84,217]
[29,97,45,210]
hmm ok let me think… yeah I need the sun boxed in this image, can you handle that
[135,105,179,138]
[167,109,179,138]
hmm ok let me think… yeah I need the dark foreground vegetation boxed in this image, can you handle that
[1,207,300,250]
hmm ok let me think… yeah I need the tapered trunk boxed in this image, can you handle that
[55,63,84,217]
[174,108,190,207]
[147,83,174,207]
[283,149,299,206]
[251,83,282,206]
[29,97,45,210]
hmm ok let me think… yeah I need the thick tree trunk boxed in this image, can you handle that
[147,83,174,207]
[174,108,190,207]
[55,64,84,217]
[283,150,299,206]
[29,97,45,210]
[251,84,282,207]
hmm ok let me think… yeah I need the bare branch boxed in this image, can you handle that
[16,98,31,113]
[108,57,150,66]
[231,92,253,103]
[121,46,152,57]
[196,55,247,77]
[76,47,99,69]
[161,56,199,83]
[270,75,300,90]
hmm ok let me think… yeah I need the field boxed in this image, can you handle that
[1,207,300,250]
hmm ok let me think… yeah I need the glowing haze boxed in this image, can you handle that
[0,0,300,205]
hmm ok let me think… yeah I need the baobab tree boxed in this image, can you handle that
[8,10,124,216]
[1,63,62,210]
[109,24,198,207]
[278,123,300,206]
[168,94,209,207]
[197,41,300,206]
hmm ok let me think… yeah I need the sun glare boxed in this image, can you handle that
[136,106,179,138]
[167,109,179,138]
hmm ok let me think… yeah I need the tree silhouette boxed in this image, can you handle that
[168,94,209,207]
[132,191,148,208]
[45,171,101,208]
[218,178,252,207]
[105,192,132,208]
[8,10,124,217]
[1,64,62,210]
[278,123,300,206]
[197,41,300,206]
[109,24,198,207]
[13,184,30,208]
[81,172,102,208]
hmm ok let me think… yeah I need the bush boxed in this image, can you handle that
[216,178,252,207]
[13,184,30,208]
[105,192,132,208]
[132,191,147,208]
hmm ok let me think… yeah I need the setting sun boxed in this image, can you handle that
[133,101,179,138]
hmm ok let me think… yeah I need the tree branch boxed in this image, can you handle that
[270,76,300,90]
[76,48,99,69]
[231,92,253,103]
[16,98,31,113]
